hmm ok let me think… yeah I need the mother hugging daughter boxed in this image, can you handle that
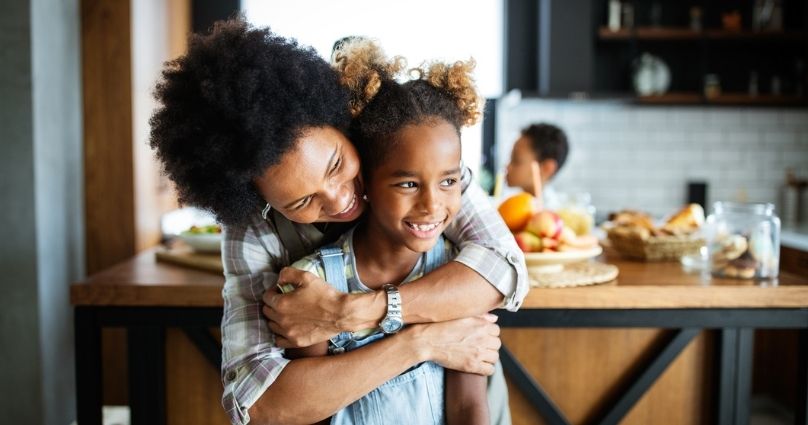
[150,18,527,425]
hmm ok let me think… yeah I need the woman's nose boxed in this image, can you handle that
[323,182,353,215]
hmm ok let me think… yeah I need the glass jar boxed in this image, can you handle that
[705,202,780,280]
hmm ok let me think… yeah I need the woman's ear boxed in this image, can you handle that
[539,159,558,182]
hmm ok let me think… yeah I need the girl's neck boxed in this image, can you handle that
[352,219,421,290]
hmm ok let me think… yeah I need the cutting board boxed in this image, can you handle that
[155,245,223,274]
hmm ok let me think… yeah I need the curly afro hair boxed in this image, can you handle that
[333,39,482,178]
[150,18,351,226]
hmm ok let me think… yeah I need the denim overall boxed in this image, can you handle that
[319,236,447,425]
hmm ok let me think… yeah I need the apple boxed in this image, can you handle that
[526,211,563,240]
[514,231,542,252]
[566,234,599,249]
[559,226,577,245]
[541,237,560,251]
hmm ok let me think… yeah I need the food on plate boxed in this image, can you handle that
[498,192,537,232]
[514,231,541,252]
[556,207,594,236]
[500,197,599,253]
[183,224,222,235]
[525,210,563,239]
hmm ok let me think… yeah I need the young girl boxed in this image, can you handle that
[283,40,490,425]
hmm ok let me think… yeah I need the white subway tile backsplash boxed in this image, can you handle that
[780,111,808,128]
[673,109,707,127]
[706,108,745,128]
[496,99,808,216]
[762,131,796,146]
[742,110,781,128]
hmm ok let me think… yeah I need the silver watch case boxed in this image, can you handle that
[379,284,403,334]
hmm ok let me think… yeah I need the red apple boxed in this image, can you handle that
[514,231,542,252]
[526,211,563,240]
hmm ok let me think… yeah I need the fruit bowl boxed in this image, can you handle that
[523,246,603,273]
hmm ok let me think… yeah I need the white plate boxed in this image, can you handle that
[523,246,603,273]
[178,232,223,253]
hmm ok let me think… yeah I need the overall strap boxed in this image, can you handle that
[271,209,307,264]
[318,246,349,294]
[318,245,353,353]
[423,235,447,275]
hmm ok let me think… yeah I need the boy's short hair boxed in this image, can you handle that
[521,123,569,171]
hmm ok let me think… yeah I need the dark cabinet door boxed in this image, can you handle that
[506,0,594,96]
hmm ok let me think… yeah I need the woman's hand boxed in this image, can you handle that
[405,314,501,376]
[263,267,354,348]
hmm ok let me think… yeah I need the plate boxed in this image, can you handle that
[178,232,223,253]
[523,246,603,273]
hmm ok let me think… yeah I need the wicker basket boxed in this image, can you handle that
[607,228,704,261]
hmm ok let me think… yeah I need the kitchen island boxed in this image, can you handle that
[71,248,808,425]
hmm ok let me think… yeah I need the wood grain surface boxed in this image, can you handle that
[72,248,808,308]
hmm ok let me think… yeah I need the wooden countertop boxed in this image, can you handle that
[71,248,808,309]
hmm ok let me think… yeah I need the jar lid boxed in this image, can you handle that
[712,201,775,216]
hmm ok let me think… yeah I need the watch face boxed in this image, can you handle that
[380,317,403,334]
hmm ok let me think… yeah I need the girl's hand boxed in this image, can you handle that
[263,267,349,348]
[405,314,501,376]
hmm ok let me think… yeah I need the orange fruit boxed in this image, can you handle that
[498,193,536,232]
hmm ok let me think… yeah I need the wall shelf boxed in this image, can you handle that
[599,26,807,41]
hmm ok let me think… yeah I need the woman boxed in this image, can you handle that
[150,18,527,425]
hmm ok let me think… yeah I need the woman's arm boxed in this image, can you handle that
[446,370,489,425]
[268,177,528,347]
[247,316,501,425]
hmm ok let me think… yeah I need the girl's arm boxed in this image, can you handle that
[446,371,490,425]
[248,316,501,425]
[269,176,528,347]
[221,219,501,425]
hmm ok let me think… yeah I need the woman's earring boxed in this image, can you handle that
[261,203,271,220]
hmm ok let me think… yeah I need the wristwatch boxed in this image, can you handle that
[379,284,404,334]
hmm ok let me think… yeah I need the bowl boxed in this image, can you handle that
[177,232,223,253]
[523,246,603,273]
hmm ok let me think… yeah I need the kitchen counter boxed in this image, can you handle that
[71,248,808,425]
[71,248,808,308]
[782,223,808,252]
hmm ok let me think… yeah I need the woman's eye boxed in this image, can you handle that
[396,181,418,189]
[294,196,312,210]
[331,156,342,175]
[440,178,458,187]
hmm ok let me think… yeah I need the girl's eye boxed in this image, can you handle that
[396,181,418,189]
[440,178,458,187]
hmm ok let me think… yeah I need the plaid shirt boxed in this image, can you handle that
[220,172,528,425]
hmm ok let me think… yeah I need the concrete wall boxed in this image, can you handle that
[0,0,84,424]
